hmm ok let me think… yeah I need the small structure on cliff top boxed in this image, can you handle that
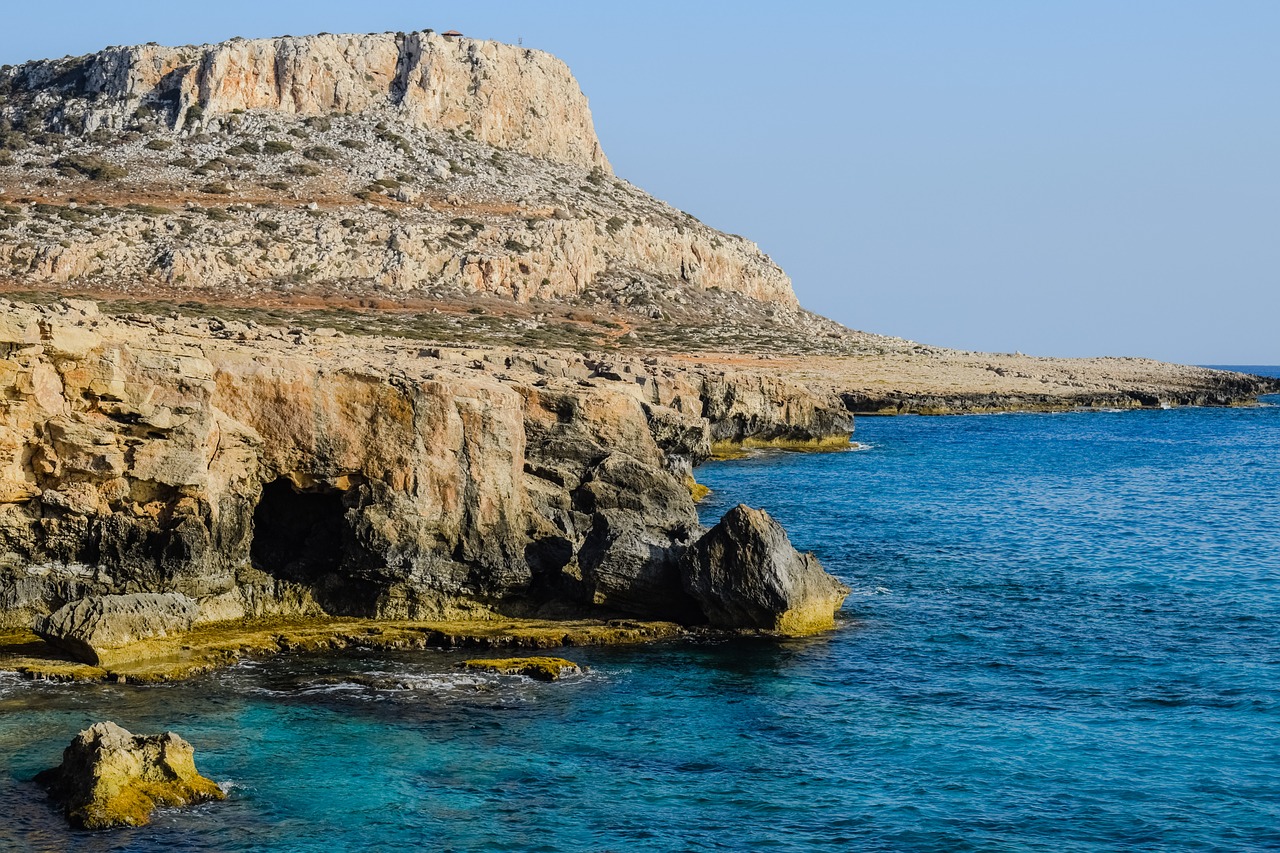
[442,30,463,40]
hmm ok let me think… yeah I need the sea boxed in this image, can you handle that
[1,367,1277,852]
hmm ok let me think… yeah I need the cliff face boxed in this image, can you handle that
[2,31,608,170]
[0,31,798,309]
[0,300,852,629]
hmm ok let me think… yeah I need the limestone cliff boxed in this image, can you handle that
[0,299,852,629]
[1,30,607,170]
[0,30,795,308]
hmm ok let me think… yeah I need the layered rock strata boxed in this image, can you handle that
[0,30,797,308]
[36,722,224,829]
[0,299,852,632]
[1,30,607,169]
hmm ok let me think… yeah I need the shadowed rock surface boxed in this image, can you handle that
[683,504,851,635]
[32,593,198,665]
[35,721,224,829]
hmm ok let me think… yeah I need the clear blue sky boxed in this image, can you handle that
[3,2,1277,364]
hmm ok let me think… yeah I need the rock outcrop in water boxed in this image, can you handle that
[683,504,851,635]
[36,721,224,829]
[462,656,582,681]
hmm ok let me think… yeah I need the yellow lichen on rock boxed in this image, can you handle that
[684,473,711,502]
[0,618,680,683]
[711,434,853,459]
[36,722,225,830]
[461,656,583,681]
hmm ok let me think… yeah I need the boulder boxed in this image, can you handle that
[682,504,850,635]
[36,721,224,829]
[33,593,200,665]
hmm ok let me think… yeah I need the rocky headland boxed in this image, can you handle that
[0,29,1275,675]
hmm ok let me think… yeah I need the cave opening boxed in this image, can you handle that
[250,478,348,583]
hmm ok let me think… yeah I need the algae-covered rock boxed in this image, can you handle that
[33,593,199,665]
[36,721,225,829]
[461,656,583,681]
[682,504,850,636]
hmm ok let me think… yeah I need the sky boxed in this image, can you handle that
[1,1,1276,364]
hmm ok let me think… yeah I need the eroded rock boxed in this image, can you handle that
[682,505,850,636]
[461,656,582,681]
[33,593,199,665]
[0,302,853,632]
[36,722,224,829]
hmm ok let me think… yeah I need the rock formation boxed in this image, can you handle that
[683,505,851,635]
[0,299,852,632]
[0,30,799,308]
[1,30,607,169]
[36,721,224,829]
[462,656,582,681]
[0,29,1274,651]
[32,593,198,665]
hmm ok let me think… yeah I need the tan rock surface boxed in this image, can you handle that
[0,299,850,630]
[36,721,224,829]
[5,31,607,170]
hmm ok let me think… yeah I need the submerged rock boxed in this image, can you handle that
[461,656,583,681]
[36,721,224,829]
[682,505,850,636]
[32,593,199,665]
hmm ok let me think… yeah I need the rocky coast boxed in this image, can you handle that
[0,28,1275,683]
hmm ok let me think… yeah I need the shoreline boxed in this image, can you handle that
[0,617,685,684]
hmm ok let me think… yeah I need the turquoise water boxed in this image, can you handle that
[2,373,1279,851]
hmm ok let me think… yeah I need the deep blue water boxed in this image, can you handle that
[2,370,1278,851]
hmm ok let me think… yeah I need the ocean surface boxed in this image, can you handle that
[2,368,1278,852]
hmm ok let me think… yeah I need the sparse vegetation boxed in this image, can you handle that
[374,128,412,155]
[303,145,339,162]
[53,155,127,181]
[126,203,172,217]
[144,138,173,151]
[262,140,293,155]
